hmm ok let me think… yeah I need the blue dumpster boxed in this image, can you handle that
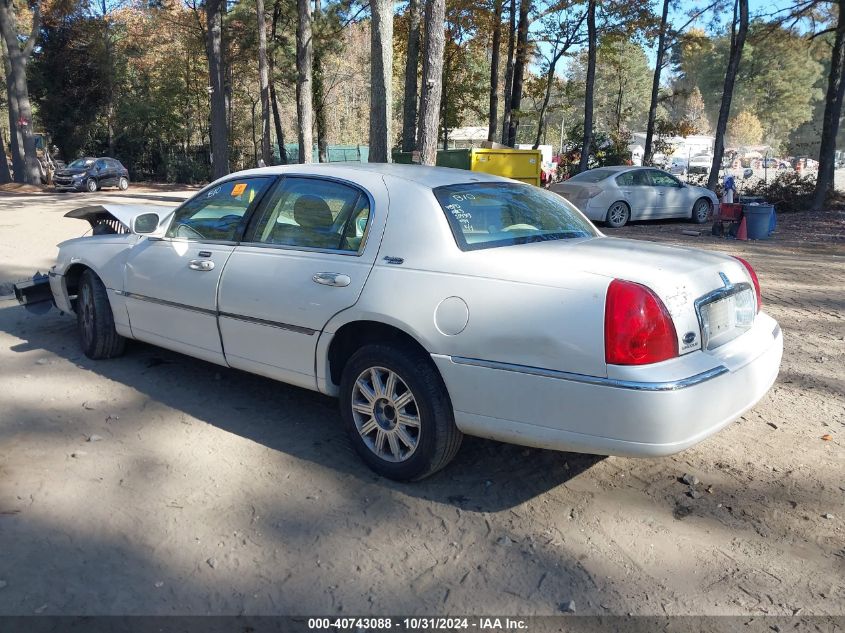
[743,204,774,240]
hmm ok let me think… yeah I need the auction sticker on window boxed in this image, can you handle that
[231,182,248,197]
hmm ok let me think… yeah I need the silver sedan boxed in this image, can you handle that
[551,166,719,228]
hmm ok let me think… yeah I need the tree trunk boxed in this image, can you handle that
[505,0,530,147]
[0,0,40,185]
[401,0,422,151]
[487,0,503,142]
[578,0,596,172]
[417,0,446,165]
[296,0,314,163]
[500,0,516,145]
[643,0,669,166]
[205,0,229,178]
[100,0,115,156]
[708,0,748,190]
[0,126,11,184]
[533,58,558,149]
[313,0,328,162]
[2,39,25,182]
[269,3,286,164]
[812,0,845,210]
[257,0,272,165]
[369,0,393,162]
[270,82,287,164]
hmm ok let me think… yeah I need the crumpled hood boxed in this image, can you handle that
[64,204,155,231]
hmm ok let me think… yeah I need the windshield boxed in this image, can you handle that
[69,158,95,168]
[434,182,597,251]
[568,169,616,183]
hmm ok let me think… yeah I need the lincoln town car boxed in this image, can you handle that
[30,164,783,480]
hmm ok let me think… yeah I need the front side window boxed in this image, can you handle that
[248,177,370,252]
[166,177,273,241]
[434,182,597,251]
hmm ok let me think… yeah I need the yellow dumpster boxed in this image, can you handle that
[469,148,541,186]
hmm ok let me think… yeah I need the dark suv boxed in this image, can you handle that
[54,157,130,192]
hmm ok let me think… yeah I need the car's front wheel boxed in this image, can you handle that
[339,343,462,481]
[606,201,630,228]
[692,198,711,224]
[76,270,126,359]
[118,177,129,191]
[85,178,98,193]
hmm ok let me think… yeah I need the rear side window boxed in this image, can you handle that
[248,177,370,252]
[616,170,650,186]
[434,182,597,251]
[166,177,273,241]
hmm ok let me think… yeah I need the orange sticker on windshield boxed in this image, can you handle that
[231,183,247,196]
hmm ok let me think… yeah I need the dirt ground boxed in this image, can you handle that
[0,188,842,617]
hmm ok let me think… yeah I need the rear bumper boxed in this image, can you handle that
[432,313,783,457]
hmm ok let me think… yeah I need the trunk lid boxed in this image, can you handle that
[462,236,755,355]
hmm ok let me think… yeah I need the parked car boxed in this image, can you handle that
[550,166,719,228]
[25,164,782,480]
[668,158,688,176]
[687,154,713,174]
[53,157,130,193]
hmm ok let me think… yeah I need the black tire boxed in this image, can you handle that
[85,178,98,193]
[118,177,129,191]
[691,198,711,224]
[339,343,462,481]
[76,269,126,359]
[606,201,630,228]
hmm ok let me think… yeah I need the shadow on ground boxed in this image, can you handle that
[0,302,603,513]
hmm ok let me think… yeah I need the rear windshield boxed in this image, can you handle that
[568,169,615,183]
[434,182,597,251]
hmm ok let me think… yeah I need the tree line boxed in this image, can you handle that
[1,0,844,209]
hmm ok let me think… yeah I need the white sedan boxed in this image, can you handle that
[551,166,719,228]
[33,164,782,480]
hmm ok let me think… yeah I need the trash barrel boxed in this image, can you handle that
[743,204,774,240]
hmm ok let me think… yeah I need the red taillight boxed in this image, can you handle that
[733,256,762,312]
[605,279,679,365]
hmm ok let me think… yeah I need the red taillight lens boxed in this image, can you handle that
[605,279,679,365]
[732,256,761,312]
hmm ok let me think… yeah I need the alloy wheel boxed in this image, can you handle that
[608,202,629,227]
[351,366,421,463]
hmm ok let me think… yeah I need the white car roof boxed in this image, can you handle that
[225,162,512,189]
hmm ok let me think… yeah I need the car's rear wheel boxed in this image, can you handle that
[118,177,129,191]
[606,201,630,228]
[77,270,126,360]
[85,178,98,193]
[339,343,462,481]
[692,198,711,224]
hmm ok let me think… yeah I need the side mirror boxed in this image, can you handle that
[132,212,160,234]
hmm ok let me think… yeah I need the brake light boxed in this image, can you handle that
[605,279,679,365]
[732,256,761,312]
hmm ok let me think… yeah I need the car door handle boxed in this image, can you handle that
[188,259,215,271]
[312,272,351,287]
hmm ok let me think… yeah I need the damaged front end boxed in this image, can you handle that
[13,272,54,313]
[12,204,148,312]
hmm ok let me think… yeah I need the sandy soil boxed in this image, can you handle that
[0,190,842,616]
